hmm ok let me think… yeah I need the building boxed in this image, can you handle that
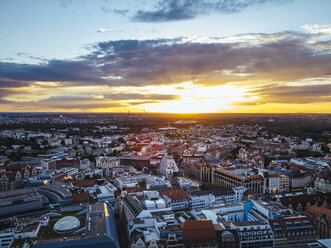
[36,184,72,206]
[96,156,120,176]
[160,189,190,210]
[159,154,179,178]
[216,230,239,248]
[185,163,213,183]
[80,159,91,170]
[72,192,91,204]
[180,220,217,248]
[213,169,264,194]
[0,164,37,191]
[189,188,236,209]
[230,221,274,248]
[41,159,56,171]
[315,172,331,193]
[269,216,318,247]
[278,192,331,214]
[279,175,290,193]
[272,165,312,191]
[56,158,80,170]
[258,170,280,194]
[306,205,331,239]
[0,188,47,217]
[98,183,115,205]
[182,154,204,165]
[34,202,120,248]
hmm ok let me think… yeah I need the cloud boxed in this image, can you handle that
[86,33,331,86]
[251,84,331,103]
[103,93,180,101]
[1,31,331,89]
[23,93,180,110]
[234,84,331,106]
[0,30,330,112]
[132,0,293,22]
[97,28,110,33]
[36,96,124,110]
[302,24,331,34]
[128,100,161,105]
[0,79,29,88]
[0,60,107,86]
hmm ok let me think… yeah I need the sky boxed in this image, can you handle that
[0,0,330,113]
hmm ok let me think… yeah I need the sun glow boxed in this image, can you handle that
[142,82,247,113]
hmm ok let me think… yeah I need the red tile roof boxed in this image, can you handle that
[73,179,97,187]
[160,189,189,201]
[306,205,331,226]
[180,220,217,244]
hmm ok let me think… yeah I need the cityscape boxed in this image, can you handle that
[0,113,330,247]
[1,0,331,248]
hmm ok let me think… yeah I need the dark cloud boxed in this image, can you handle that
[231,84,331,106]
[0,60,106,86]
[34,93,179,109]
[0,79,28,88]
[232,84,331,106]
[37,96,123,110]
[132,0,292,22]
[87,34,331,86]
[250,84,331,104]
[39,93,180,102]
[103,93,180,101]
[128,100,161,105]
[0,31,330,91]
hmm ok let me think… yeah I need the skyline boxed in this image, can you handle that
[0,0,331,113]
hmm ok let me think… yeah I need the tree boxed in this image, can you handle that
[61,140,65,146]
[42,139,48,146]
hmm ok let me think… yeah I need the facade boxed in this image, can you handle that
[315,173,331,193]
[56,158,80,170]
[273,167,311,190]
[187,163,213,183]
[0,164,37,191]
[72,192,90,204]
[36,184,72,206]
[41,159,56,171]
[160,189,190,210]
[230,221,274,248]
[182,154,204,165]
[278,175,290,193]
[216,230,240,248]
[306,205,331,239]
[189,188,236,209]
[96,156,120,176]
[213,169,264,194]
[98,183,115,205]
[268,216,318,247]
[80,158,91,170]
[0,188,47,217]
[259,170,280,194]
[159,154,179,178]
